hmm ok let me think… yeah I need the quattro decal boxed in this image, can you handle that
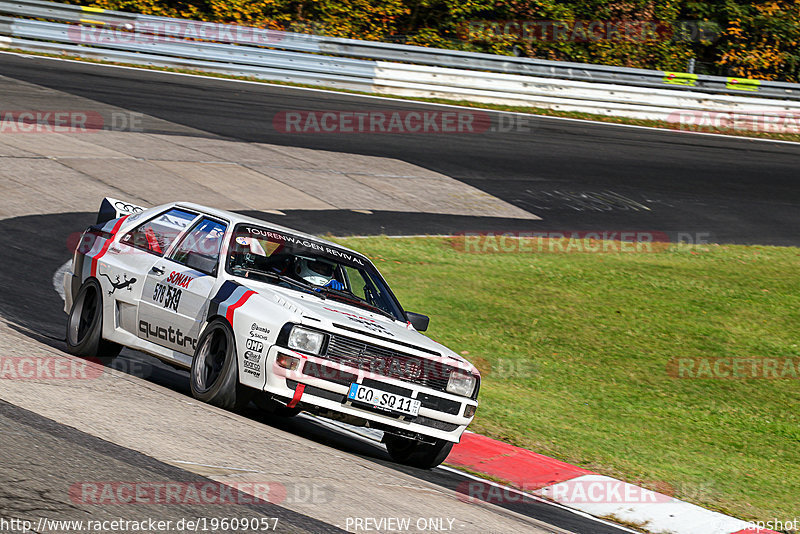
[138,320,197,350]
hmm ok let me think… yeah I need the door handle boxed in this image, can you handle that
[150,266,165,275]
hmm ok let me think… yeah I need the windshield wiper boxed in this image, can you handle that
[315,287,396,320]
[235,267,325,298]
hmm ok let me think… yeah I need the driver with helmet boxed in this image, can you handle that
[231,236,345,291]
[293,256,345,290]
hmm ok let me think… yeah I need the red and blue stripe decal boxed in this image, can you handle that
[208,281,256,325]
[78,216,129,282]
[90,216,128,278]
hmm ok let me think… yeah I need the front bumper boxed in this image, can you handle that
[261,346,477,443]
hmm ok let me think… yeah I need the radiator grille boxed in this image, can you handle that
[324,334,454,392]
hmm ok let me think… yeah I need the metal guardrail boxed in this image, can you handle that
[372,62,800,118]
[1,0,799,101]
[0,34,376,91]
[0,0,327,50]
[0,16,376,79]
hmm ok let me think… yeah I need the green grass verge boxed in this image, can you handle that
[332,236,800,526]
[4,46,800,143]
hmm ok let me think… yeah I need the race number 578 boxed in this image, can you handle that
[153,282,181,312]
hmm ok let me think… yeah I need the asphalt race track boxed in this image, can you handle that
[0,51,797,534]
[0,400,342,534]
[2,52,799,245]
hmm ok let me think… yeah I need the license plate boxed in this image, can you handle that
[347,383,421,417]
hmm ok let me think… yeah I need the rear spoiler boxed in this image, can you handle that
[97,197,146,225]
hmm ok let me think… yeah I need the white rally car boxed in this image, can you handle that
[64,199,480,468]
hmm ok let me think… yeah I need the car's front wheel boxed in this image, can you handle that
[65,278,122,361]
[384,434,454,469]
[191,319,249,410]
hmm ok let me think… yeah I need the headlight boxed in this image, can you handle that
[447,370,477,397]
[287,326,326,355]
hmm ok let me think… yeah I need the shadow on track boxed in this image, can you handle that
[0,212,93,340]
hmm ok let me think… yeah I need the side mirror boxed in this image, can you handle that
[186,252,217,275]
[406,311,430,332]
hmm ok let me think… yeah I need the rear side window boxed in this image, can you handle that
[169,218,227,275]
[120,208,197,256]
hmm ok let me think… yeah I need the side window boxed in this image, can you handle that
[121,208,197,256]
[342,266,397,316]
[342,266,369,301]
[168,218,227,276]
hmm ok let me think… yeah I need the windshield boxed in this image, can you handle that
[226,224,405,321]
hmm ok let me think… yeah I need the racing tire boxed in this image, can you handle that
[384,434,454,469]
[65,278,122,361]
[190,319,249,410]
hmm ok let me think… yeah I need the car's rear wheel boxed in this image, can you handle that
[65,278,122,361]
[384,434,454,469]
[191,319,249,410]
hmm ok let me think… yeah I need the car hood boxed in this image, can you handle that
[244,281,472,368]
